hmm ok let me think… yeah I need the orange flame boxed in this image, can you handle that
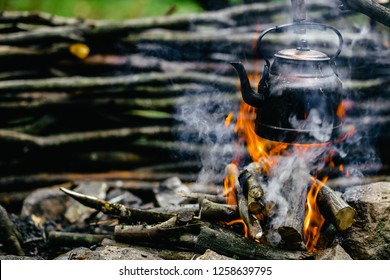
[223,166,238,206]
[226,219,249,238]
[234,101,289,174]
[304,177,327,252]
[223,163,249,237]
[224,112,234,127]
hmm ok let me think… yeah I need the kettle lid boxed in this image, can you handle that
[274,39,329,61]
[275,49,329,61]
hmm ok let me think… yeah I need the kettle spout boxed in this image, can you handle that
[231,62,264,108]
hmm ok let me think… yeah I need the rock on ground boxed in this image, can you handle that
[55,245,163,260]
[315,244,352,260]
[196,249,234,260]
[341,181,390,259]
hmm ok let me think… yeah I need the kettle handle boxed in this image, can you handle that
[257,22,343,61]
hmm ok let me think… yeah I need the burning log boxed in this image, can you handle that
[196,226,313,260]
[224,163,263,240]
[236,183,263,240]
[275,179,307,250]
[316,184,356,231]
[238,163,264,215]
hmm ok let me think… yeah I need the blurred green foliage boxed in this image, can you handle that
[0,0,204,19]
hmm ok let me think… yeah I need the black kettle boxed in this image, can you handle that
[232,22,344,144]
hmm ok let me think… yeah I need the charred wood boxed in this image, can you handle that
[195,226,313,260]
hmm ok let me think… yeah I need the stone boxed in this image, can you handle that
[154,177,191,207]
[21,187,69,221]
[55,245,163,260]
[196,249,234,260]
[315,244,353,260]
[340,181,390,259]
[64,181,108,224]
[106,188,142,207]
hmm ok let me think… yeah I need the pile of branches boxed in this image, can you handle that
[0,0,389,194]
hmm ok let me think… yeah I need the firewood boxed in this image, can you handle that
[149,205,199,216]
[179,192,226,204]
[316,184,356,231]
[238,163,264,215]
[60,187,175,224]
[274,175,308,250]
[199,198,239,222]
[114,216,199,249]
[114,216,177,241]
[236,184,263,240]
[315,222,337,250]
[48,231,112,247]
[195,226,313,260]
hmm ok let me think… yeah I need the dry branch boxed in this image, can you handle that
[60,187,175,224]
[179,192,226,204]
[48,231,112,247]
[340,0,390,27]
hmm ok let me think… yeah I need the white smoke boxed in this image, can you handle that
[262,144,328,244]
[175,89,239,185]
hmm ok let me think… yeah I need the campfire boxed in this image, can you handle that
[222,100,355,253]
